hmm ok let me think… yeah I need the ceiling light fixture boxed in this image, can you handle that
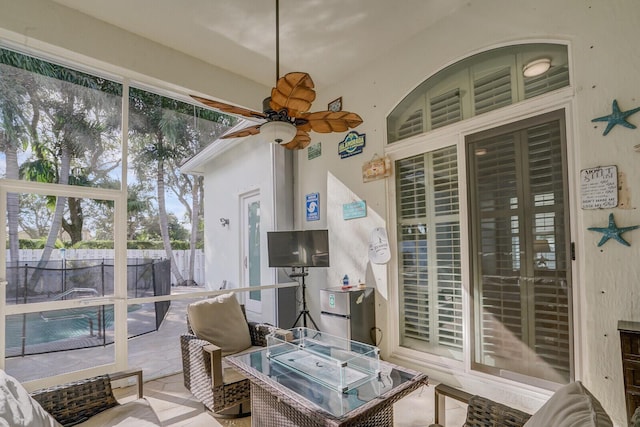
[523,58,552,77]
[260,120,297,145]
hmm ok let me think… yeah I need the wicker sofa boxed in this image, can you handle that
[1,368,161,427]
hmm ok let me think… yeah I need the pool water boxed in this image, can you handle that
[6,305,141,349]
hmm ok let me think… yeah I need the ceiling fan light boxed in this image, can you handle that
[261,121,297,145]
[523,58,552,77]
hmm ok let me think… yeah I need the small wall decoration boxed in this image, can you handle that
[580,165,618,209]
[362,153,392,182]
[328,97,342,112]
[305,193,320,221]
[587,213,639,247]
[338,131,366,159]
[343,200,367,220]
[308,142,322,160]
[368,227,391,264]
[591,99,640,136]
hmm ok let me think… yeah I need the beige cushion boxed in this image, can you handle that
[523,381,612,427]
[187,292,252,356]
[0,370,62,427]
[75,399,160,427]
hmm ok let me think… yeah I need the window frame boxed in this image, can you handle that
[385,83,580,392]
[465,109,573,388]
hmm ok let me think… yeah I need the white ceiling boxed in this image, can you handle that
[52,0,467,91]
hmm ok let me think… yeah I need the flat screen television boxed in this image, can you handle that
[267,229,330,268]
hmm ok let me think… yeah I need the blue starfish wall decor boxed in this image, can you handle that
[591,99,640,136]
[587,213,640,247]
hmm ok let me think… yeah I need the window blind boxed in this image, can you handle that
[396,146,462,357]
[474,67,512,115]
[430,89,461,130]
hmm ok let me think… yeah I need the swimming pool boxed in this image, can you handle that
[6,304,143,353]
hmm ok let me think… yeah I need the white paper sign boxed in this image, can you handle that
[580,165,618,209]
[368,227,391,264]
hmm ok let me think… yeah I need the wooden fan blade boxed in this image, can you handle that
[297,110,363,133]
[220,124,262,139]
[270,72,316,117]
[191,95,267,119]
[282,129,311,150]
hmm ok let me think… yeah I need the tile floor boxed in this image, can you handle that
[115,373,469,427]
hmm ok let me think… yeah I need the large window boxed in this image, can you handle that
[467,110,571,385]
[389,43,573,389]
[0,46,241,385]
[395,146,463,360]
[387,43,569,143]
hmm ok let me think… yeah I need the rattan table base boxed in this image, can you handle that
[251,383,394,427]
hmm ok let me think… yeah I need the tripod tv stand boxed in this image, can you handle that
[289,267,319,330]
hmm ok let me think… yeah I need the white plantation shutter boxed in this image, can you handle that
[387,44,570,143]
[397,109,424,140]
[396,146,462,358]
[467,110,571,384]
[473,67,513,115]
[524,65,570,99]
[430,89,461,130]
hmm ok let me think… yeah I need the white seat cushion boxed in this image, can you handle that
[75,399,161,427]
[523,381,612,427]
[0,370,61,427]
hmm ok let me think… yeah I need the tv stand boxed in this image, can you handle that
[289,267,319,330]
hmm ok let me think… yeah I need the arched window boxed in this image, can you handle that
[387,43,569,143]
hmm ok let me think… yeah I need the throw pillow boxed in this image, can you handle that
[187,292,252,356]
[523,381,612,427]
[0,370,62,427]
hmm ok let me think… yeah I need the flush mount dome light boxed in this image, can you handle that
[260,120,297,145]
[523,58,552,77]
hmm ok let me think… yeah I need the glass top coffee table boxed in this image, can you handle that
[226,328,428,427]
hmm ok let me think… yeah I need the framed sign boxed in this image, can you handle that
[328,97,342,112]
[580,165,618,209]
[308,142,321,160]
[362,154,391,182]
[306,193,320,221]
[343,200,367,220]
[338,131,366,159]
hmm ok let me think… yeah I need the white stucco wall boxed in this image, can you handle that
[295,1,640,424]
[1,0,639,424]
[199,139,282,325]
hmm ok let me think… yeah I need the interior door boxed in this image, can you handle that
[242,191,262,313]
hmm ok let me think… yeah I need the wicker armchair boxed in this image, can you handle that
[30,369,160,427]
[180,305,272,417]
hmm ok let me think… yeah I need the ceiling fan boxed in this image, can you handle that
[190,0,363,150]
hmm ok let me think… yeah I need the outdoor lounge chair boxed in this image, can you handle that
[180,292,272,417]
[430,381,613,427]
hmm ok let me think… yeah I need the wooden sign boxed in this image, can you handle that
[362,154,392,182]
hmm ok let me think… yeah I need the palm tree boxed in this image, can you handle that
[129,89,190,285]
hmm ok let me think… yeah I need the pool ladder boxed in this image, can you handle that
[40,288,101,337]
